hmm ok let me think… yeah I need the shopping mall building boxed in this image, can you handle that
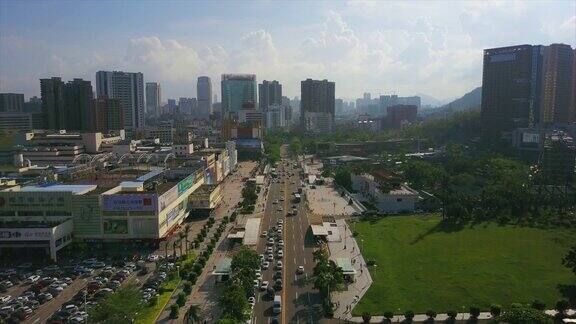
[0,165,206,260]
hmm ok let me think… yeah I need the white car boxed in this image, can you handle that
[253,280,260,289]
[0,295,11,304]
[277,240,284,247]
[260,281,269,291]
[275,261,283,270]
[277,219,284,224]
[267,254,274,261]
[261,231,268,237]
[25,275,40,284]
[277,225,283,230]
[297,266,305,274]
[277,250,284,258]
[148,254,159,262]
[248,296,256,306]
[261,261,270,270]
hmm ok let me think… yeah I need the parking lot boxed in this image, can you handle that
[0,253,174,323]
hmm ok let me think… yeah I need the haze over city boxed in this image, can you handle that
[1,0,574,101]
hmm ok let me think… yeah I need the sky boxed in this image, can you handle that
[0,0,575,103]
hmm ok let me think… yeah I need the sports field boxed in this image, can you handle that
[352,215,575,314]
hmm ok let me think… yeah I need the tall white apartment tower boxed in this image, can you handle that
[96,70,145,130]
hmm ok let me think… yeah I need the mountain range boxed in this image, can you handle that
[420,86,482,118]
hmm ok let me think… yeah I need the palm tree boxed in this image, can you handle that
[185,304,201,324]
[179,232,186,256]
[184,224,191,251]
[173,240,179,258]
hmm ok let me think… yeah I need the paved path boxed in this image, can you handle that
[328,219,373,320]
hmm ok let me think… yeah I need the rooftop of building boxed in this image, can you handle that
[19,184,98,195]
[189,184,220,195]
[0,219,69,229]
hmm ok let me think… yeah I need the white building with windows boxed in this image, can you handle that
[351,173,419,214]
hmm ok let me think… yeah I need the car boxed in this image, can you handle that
[267,238,275,246]
[62,277,73,285]
[24,275,40,284]
[0,305,14,317]
[277,250,284,258]
[277,229,283,235]
[248,296,256,306]
[266,247,273,253]
[273,200,278,204]
[259,254,265,261]
[259,281,269,291]
[266,254,274,262]
[25,299,39,310]
[277,225,283,230]
[0,295,11,304]
[277,219,283,224]
[0,280,13,289]
[273,271,282,280]
[62,304,79,314]
[279,197,285,201]
[261,261,270,270]
[253,280,259,289]
[37,292,53,303]
[49,286,64,295]
[297,266,305,274]
[261,231,268,237]
[147,254,159,262]
[255,272,262,280]
[277,240,284,247]
[274,279,283,290]
[277,207,283,212]
[275,261,283,270]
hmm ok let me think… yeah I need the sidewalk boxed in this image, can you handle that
[328,219,373,320]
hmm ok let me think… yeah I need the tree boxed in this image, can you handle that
[425,310,437,320]
[404,310,415,323]
[184,225,191,251]
[562,245,576,275]
[179,232,186,256]
[334,167,352,191]
[496,303,552,324]
[183,281,192,295]
[383,311,394,322]
[89,285,143,323]
[173,240,179,258]
[490,304,502,317]
[185,304,201,324]
[469,306,480,318]
[219,283,249,321]
[170,304,180,319]
[555,300,569,316]
[177,292,186,307]
[361,312,371,323]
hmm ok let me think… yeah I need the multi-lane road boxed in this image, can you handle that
[253,146,323,324]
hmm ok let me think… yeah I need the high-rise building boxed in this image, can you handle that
[146,82,161,117]
[197,76,212,120]
[23,96,41,113]
[40,77,66,130]
[540,44,574,124]
[385,104,418,129]
[94,98,123,132]
[0,93,24,112]
[221,74,257,119]
[540,132,576,184]
[96,71,145,130]
[300,79,335,133]
[259,80,282,110]
[64,78,94,131]
[179,97,197,115]
[481,45,542,135]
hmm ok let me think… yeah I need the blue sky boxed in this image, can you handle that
[1,0,574,102]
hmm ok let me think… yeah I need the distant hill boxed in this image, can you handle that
[416,93,450,108]
[421,87,482,118]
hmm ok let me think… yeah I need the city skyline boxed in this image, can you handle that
[1,1,574,101]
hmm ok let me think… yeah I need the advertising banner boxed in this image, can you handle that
[0,228,52,241]
[103,219,128,234]
[177,174,196,196]
[158,186,178,212]
[102,194,157,211]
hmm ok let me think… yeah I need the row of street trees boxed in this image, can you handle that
[312,249,344,317]
[218,247,260,322]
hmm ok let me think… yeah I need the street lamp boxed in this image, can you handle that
[177,265,180,279]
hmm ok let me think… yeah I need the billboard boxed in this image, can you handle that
[0,228,52,241]
[177,174,197,196]
[522,132,540,144]
[158,186,178,212]
[102,194,157,211]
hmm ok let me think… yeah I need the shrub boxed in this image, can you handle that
[188,272,197,283]
[446,310,457,319]
[176,292,186,307]
[556,300,569,315]
[183,281,192,295]
[148,295,158,306]
[490,304,502,317]
[361,312,371,323]
[531,300,546,311]
[469,306,481,318]
[170,304,179,319]
[383,311,394,320]
[404,310,415,322]
[425,310,437,318]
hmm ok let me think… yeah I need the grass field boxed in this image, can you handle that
[134,277,180,324]
[352,215,575,315]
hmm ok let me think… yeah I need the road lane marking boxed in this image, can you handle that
[303,258,307,265]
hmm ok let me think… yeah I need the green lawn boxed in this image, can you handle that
[352,215,575,314]
[134,277,180,324]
